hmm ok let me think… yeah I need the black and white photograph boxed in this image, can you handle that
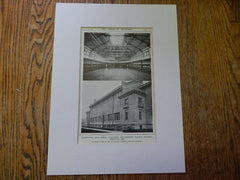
[80,81,153,133]
[82,28,152,81]
[78,27,155,143]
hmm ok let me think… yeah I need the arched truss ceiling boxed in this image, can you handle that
[84,33,150,59]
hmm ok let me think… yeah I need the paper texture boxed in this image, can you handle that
[78,27,156,144]
[47,3,185,175]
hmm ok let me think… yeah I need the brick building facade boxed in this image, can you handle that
[83,81,153,132]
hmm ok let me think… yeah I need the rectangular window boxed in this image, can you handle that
[114,112,120,120]
[108,114,111,121]
[124,98,128,106]
[125,111,128,120]
[138,97,142,105]
[139,111,142,120]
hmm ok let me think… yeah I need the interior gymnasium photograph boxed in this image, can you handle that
[82,28,152,80]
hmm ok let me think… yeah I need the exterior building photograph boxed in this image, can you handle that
[81,81,153,133]
[82,28,152,80]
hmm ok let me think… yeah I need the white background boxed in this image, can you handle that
[47,3,185,175]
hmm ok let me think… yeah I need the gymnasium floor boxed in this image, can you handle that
[83,68,151,80]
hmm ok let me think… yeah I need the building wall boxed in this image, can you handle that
[142,85,153,126]
[86,82,153,131]
[89,91,122,128]
[121,93,145,124]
